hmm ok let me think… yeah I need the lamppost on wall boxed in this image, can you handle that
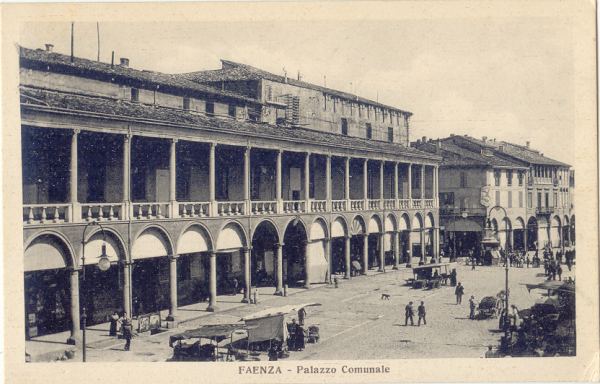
[81,220,111,362]
[483,205,511,353]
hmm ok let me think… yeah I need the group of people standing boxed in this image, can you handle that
[404,301,427,326]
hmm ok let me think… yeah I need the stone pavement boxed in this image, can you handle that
[29,260,574,362]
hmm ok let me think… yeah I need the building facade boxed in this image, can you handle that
[414,135,574,257]
[20,46,441,343]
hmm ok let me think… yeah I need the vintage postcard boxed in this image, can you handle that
[1,1,598,383]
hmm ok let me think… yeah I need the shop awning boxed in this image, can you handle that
[241,303,322,321]
[169,323,246,345]
[445,218,482,232]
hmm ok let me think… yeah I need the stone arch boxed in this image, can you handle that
[385,213,397,233]
[177,222,214,255]
[216,220,248,252]
[251,218,281,243]
[283,217,309,286]
[412,212,423,230]
[514,217,525,230]
[24,231,77,271]
[351,215,367,236]
[368,214,382,234]
[425,212,435,229]
[398,213,411,231]
[132,225,174,259]
[281,216,309,239]
[83,227,128,266]
[331,216,349,238]
[309,216,329,241]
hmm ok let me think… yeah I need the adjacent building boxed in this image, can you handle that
[413,135,574,257]
[20,45,441,343]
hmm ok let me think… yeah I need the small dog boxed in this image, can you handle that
[380,293,391,300]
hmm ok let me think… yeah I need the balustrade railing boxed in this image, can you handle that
[251,201,277,215]
[82,203,122,221]
[179,202,210,218]
[217,201,245,216]
[23,204,71,224]
[398,199,410,209]
[424,199,435,209]
[349,199,364,211]
[310,200,327,213]
[331,200,346,212]
[283,200,306,214]
[368,199,381,210]
[412,199,423,209]
[132,202,170,219]
[383,199,396,210]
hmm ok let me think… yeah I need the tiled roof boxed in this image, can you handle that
[20,86,439,162]
[180,60,412,115]
[414,140,525,168]
[19,47,260,105]
[444,135,569,167]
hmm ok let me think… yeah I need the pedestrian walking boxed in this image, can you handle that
[268,343,279,361]
[295,324,305,351]
[471,256,476,270]
[109,311,120,337]
[298,307,307,326]
[469,296,476,319]
[404,301,415,326]
[121,313,132,351]
[455,282,465,304]
[417,301,426,326]
[557,265,563,281]
[525,255,530,268]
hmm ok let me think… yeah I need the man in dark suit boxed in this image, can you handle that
[405,301,415,326]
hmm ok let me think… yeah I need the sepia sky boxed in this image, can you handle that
[20,14,575,164]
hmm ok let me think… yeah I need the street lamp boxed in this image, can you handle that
[81,220,110,362]
[483,205,510,353]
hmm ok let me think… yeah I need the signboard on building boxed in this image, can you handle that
[138,313,161,333]
[480,185,491,207]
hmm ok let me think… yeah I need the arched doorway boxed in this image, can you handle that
[350,215,367,274]
[551,216,561,248]
[499,218,512,250]
[283,219,308,287]
[411,214,423,260]
[562,216,570,246]
[537,216,549,249]
[570,215,575,245]
[384,214,398,267]
[398,213,411,263]
[527,217,538,250]
[330,216,348,276]
[24,234,75,339]
[513,217,526,251]
[81,230,126,326]
[367,215,382,270]
[251,220,279,287]
[309,218,329,283]
[424,213,435,257]
[215,222,247,295]
[131,227,173,316]
[176,224,212,307]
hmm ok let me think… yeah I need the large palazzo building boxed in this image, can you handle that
[20,46,441,343]
[413,135,574,257]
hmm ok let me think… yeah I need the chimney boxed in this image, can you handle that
[283,68,288,83]
[297,71,302,81]
[482,136,487,143]
[526,141,530,148]
[422,136,427,142]
[45,44,54,52]
[119,58,129,67]
[437,141,442,149]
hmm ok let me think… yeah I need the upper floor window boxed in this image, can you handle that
[494,170,501,186]
[507,170,513,186]
[130,88,139,102]
[517,172,524,186]
[228,104,236,117]
[387,127,394,143]
[341,118,348,135]
[183,97,190,111]
[206,102,215,115]
[366,123,372,139]
[460,171,467,188]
